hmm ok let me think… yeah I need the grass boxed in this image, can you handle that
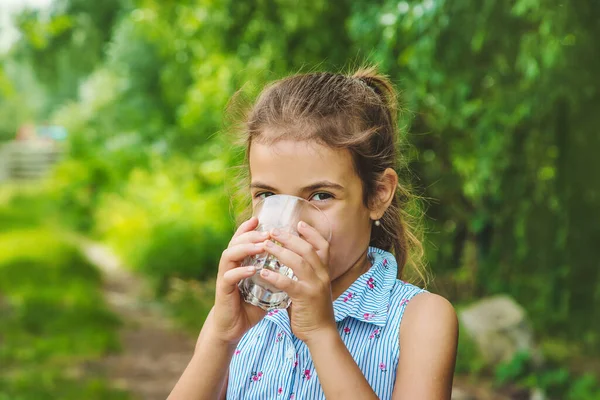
[0,186,130,399]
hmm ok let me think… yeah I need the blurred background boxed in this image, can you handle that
[1,0,599,399]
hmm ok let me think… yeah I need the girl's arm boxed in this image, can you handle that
[306,329,379,399]
[392,293,459,399]
[307,292,458,399]
[167,310,234,400]
[168,217,269,400]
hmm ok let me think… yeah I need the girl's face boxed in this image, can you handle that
[249,138,375,281]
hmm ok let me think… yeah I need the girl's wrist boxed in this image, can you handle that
[193,335,238,366]
[198,309,243,350]
[302,323,340,349]
[197,326,240,357]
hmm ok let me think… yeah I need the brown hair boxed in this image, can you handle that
[230,66,427,285]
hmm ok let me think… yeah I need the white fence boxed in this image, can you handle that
[0,141,64,182]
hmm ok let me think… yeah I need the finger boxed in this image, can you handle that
[263,239,313,281]
[229,229,270,247]
[231,217,259,241]
[270,228,322,272]
[218,242,265,277]
[258,268,300,297]
[297,221,329,254]
[220,265,258,294]
[294,222,331,281]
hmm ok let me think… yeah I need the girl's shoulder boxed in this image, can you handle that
[387,278,428,323]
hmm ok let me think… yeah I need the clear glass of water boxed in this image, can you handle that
[238,194,332,311]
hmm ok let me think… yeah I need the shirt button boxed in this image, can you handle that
[285,346,296,363]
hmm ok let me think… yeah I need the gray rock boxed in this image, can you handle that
[459,295,542,367]
[530,388,546,400]
[451,387,476,400]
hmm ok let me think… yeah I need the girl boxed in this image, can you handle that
[169,67,458,399]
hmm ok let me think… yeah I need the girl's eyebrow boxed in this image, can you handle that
[250,181,345,192]
[301,181,345,192]
[249,182,278,191]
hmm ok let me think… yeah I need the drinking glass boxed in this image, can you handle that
[238,194,332,311]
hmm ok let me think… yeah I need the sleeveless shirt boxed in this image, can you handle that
[227,247,426,399]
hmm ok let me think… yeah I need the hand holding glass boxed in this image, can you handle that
[238,195,332,311]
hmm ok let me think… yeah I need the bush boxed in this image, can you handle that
[94,157,234,293]
[567,374,600,400]
[164,277,216,333]
[0,185,55,232]
[47,158,117,232]
[0,230,121,360]
[454,324,486,377]
[491,350,600,399]
[0,228,125,399]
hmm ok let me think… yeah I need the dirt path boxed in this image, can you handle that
[79,240,196,400]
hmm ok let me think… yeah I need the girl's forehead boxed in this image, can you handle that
[249,140,356,186]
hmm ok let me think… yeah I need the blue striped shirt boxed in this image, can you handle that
[227,247,426,399]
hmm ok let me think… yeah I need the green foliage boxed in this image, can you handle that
[0,185,55,232]
[455,327,486,376]
[0,232,120,353]
[0,224,126,398]
[94,157,234,293]
[494,351,532,387]
[0,60,47,140]
[348,0,600,338]
[12,0,125,105]
[164,278,216,334]
[567,374,600,400]
[492,351,600,399]
[47,158,118,232]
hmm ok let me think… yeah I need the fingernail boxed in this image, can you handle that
[247,266,256,272]
[299,221,306,228]
[265,240,274,248]
[260,269,270,277]
[260,231,269,237]
[271,228,281,236]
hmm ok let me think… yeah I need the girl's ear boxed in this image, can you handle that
[369,168,398,220]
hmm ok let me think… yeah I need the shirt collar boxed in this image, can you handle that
[332,247,396,327]
[263,307,293,338]
[264,247,397,331]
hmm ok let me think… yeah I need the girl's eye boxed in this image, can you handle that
[310,192,333,202]
[255,192,275,199]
